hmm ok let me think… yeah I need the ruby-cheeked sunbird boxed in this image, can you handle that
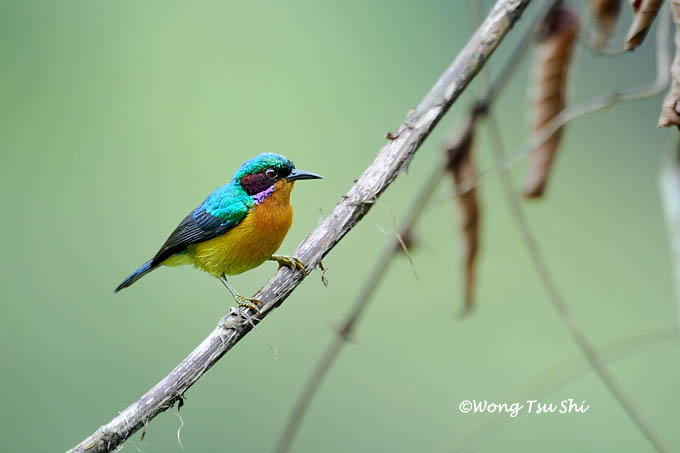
[115,153,322,310]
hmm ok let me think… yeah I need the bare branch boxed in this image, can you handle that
[66,1,533,452]
[275,3,672,451]
[274,3,552,448]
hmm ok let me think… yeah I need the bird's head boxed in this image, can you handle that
[234,153,322,204]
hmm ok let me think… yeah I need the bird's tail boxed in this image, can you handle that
[115,259,156,293]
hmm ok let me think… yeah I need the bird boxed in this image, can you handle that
[115,152,322,311]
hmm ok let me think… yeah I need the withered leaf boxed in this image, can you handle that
[658,1,680,129]
[445,115,480,313]
[524,3,579,199]
[590,0,622,50]
[625,0,663,50]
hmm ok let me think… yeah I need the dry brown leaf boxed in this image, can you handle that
[625,0,663,50]
[524,3,579,199]
[658,1,680,129]
[445,115,480,313]
[591,0,622,49]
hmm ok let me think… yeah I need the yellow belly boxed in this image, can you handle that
[163,180,294,276]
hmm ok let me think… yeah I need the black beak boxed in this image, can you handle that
[286,168,323,181]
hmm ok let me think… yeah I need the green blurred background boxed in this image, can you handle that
[1,0,678,451]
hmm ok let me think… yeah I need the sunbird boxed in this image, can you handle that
[115,153,322,310]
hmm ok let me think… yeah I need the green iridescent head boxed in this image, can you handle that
[234,153,294,180]
[234,153,322,197]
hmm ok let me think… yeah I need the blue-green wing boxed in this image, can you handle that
[151,200,249,266]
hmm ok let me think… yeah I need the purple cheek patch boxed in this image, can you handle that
[253,185,276,205]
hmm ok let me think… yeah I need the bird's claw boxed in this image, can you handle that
[235,295,262,315]
[270,255,306,274]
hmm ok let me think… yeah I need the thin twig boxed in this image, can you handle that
[482,108,669,451]
[580,29,628,56]
[580,29,629,56]
[660,139,680,330]
[275,164,446,453]
[67,2,533,452]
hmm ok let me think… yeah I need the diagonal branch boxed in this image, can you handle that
[66,1,533,451]
[273,4,553,449]
[278,3,672,452]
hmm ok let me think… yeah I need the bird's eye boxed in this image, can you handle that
[265,168,277,180]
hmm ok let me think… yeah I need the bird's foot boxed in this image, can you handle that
[235,295,263,315]
[269,255,306,274]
